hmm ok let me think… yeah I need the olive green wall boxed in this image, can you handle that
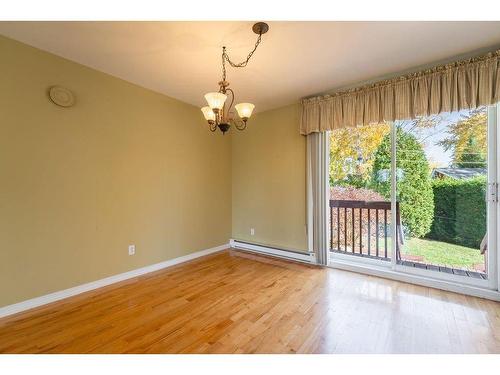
[0,35,308,308]
[0,35,232,307]
[231,104,308,252]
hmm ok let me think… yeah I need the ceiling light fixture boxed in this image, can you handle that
[201,22,269,134]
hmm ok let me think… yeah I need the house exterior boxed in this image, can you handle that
[431,167,487,179]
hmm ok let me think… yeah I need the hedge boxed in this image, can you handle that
[372,128,434,238]
[426,176,486,248]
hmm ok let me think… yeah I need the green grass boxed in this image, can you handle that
[403,238,484,269]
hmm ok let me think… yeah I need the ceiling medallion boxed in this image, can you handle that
[201,22,269,134]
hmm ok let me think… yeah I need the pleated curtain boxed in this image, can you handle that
[300,49,500,135]
[306,132,330,265]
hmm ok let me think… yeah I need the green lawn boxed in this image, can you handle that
[403,238,484,269]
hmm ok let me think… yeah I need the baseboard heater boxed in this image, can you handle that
[230,239,316,264]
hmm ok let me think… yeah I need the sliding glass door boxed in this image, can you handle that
[393,105,497,287]
[329,104,498,288]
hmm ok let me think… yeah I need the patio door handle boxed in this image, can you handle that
[487,182,499,203]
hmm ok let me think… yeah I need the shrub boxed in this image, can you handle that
[427,176,486,248]
[371,127,434,238]
[330,186,385,202]
[330,186,387,252]
[426,178,459,243]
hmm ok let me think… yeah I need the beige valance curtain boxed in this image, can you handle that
[300,49,500,135]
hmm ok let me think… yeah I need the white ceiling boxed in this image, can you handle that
[1,21,500,113]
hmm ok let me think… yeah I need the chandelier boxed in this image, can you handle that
[201,22,269,134]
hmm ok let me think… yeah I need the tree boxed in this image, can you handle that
[372,127,434,238]
[438,107,487,168]
[454,136,486,168]
[329,116,441,188]
[329,123,390,187]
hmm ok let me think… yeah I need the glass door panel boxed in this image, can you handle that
[394,107,493,280]
[329,123,394,263]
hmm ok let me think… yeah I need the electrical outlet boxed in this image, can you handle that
[128,245,135,255]
[250,228,255,236]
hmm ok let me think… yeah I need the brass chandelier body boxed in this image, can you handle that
[201,22,269,134]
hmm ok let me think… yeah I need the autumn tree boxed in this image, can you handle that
[438,107,487,168]
[455,136,486,168]
[329,116,442,188]
[329,123,390,187]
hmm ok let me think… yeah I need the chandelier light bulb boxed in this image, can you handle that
[235,103,255,120]
[201,106,216,122]
[204,92,227,110]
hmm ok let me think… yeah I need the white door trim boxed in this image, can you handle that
[487,103,499,290]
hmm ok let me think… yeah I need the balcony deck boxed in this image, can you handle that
[398,260,487,279]
[329,199,487,280]
[329,249,487,279]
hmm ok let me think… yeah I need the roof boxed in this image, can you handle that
[431,168,487,179]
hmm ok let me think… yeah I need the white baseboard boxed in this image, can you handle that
[0,243,228,319]
[230,239,316,264]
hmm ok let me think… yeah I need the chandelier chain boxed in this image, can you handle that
[221,33,262,83]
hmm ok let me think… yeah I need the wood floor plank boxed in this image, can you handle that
[0,249,499,354]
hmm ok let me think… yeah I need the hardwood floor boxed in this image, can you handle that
[1,249,499,353]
